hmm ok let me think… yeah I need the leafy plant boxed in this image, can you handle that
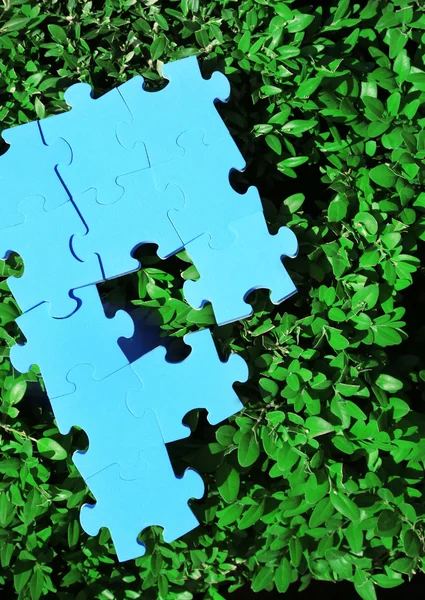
[1,0,425,599]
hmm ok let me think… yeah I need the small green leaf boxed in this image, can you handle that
[237,431,260,467]
[370,164,397,188]
[37,438,67,461]
[274,557,291,593]
[330,491,360,521]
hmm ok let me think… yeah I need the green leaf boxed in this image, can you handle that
[252,565,273,593]
[283,193,305,213]
[403,529,421,557]
[216,461,240,503]
[29,568,44,600]
[305,416,334,438]
[37,438,67,460]
[376,510,400,537]
[265,134,282,154]
[237,431,260,467]
[274,557,291,593]
[375,374,403,393]
[287,12,314,33]
[151,36,166,60]
[370,164,397,188]
[328,196,348,223]
[48,24,68,43]
[330,491,360,521]
[354,569,377,600]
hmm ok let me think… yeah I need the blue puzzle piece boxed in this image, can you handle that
[127,329,248,443]
[71,170,183,280]
[0,121,71,230]
[39,83,149,204]
[80,409,204,562]
[50,364,165,481]
[10,284,134,398]
[152,129,263,249]
[0,196,103,317]
[183,211,298,325]
[117,56,231,167]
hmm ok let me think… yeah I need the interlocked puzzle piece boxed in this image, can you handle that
[3,56,299,563]
[127,329,248,443]
[117,56,231,167]
[184,211,298,325]
[152,129,263,249]
[0,120,71,230]
[10,284,134,398]
[0,196,102,316]
[71,170,183,280]
[80,409,204,562]
[39,83,149,204]
[51,364,159,481]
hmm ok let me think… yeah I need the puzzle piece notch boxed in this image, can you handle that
[39,83,149,205]
[126,328,248,443]
[152,128,263,250]
[0,120,71,230]
[80,409,204,562]
[50,363,165,481]
[0,195,103,317]
[71,170,183,281]
[10,284,134,399]
[183,211,298,325]
[117,56,231,168]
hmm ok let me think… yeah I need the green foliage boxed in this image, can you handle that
[1,0,425,598]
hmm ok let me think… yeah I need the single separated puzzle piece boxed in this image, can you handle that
[184,211,298,325]
[0,196,102,316]
[10,284,134,398]
[39,83,149,204]
[80,409,204,562]
[117,56,231,167]
[71,170,183,281]
[127,329,248,443]
[0,120,71,230]
[50,364,163,481]
[153,129,263,249]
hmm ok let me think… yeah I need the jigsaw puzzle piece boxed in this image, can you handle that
[10,284,134,398]
[50,364,165,481]
[127,329,248,443]
[39,83,149,204]
[0,121,71,230]
[117,56,231,167]
[153,129,263,249]
[183,211,298,325]
[80,410,204,562]
[71,170,183,281]
[0,196,103,316]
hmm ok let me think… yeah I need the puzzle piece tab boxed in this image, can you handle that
[71,169,183,281]
[117,56,231,167]
[183,211,298,325]
[0,196,102,317]
[50,364,164,481]
[39,84,149,204]
[127,329,248,443]
[153,129,263,249]
[10,284,134,398]
[80,409,204,562]
[0,121,71,230]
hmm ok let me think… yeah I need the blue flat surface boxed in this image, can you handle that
[127,329,248,443]
[152,129,263,249]
[183,211,299,325]
[117,56,231,167]
[80,409,204,562]
[51,363,162,481]
[39,83,150,204]
[10,284,134,398]
[0,121,70,230]
[71,169,183,280]
[0,196,102,317]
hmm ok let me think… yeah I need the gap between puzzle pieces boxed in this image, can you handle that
[183,210,299,326]
[49,328,248,481]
